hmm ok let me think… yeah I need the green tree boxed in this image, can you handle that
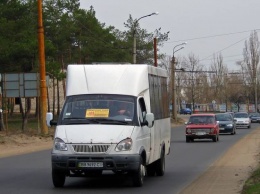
[0,0,38,73]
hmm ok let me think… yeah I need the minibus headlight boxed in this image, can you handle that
[115,138,132,152]
[186,128,191,133]
[54,138,68,151]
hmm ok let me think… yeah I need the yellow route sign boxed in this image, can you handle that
[86,109,109,118]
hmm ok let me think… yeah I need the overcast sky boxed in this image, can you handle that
[80,0,260,71]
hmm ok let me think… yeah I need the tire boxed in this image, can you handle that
[186,137,190,143]
[212,135,217,142]
[132,157,145,187]
[248,125,251,129]
[155,150,165,176]
[52,169,66,188]
[146,163,156,176]
[231,128,236,135]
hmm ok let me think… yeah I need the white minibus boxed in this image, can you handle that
[46,64,171,187]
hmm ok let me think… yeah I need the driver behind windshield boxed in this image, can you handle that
[116,102,133,117]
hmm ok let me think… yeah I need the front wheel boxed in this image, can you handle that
[212,135,218,142]
[132,157,145,187]
[146,163,156,176]
[52,169,66,188]
[155,150,165,176]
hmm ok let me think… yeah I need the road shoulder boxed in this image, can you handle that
[180,127,260,194]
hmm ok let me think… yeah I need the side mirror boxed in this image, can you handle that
[233,119,237,122]
[184,121,188,125]
[46,112,57,127]
[145,113,154,128]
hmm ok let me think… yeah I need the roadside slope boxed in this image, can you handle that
[180,127,260,194]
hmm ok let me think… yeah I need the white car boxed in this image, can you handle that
[234,112,251,128]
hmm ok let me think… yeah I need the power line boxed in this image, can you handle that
[165,29,260,43]
[199,36,249,61]
[198,54,243,61]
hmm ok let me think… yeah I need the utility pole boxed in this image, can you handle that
[37,0,48,135]
[0,76,5,131]
[253,65,258,112]
[171,56,177,121]
[171,42,187,121]
[133,29,137,64]
[154,37,157,67]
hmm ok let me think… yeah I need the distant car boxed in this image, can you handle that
[185,114,219,142]
[216,113,236,135]
[234,112,251,128]
[249,112,260,123]
[179,108,192,115]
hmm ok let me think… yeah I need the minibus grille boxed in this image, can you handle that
[72,144,111,153]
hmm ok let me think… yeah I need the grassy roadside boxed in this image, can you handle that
[242,167,260,194]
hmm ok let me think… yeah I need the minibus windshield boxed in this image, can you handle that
[60,94,136,125]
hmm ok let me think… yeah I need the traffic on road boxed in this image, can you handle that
[0,113,258,194]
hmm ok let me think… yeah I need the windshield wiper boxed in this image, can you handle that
[64,117,86,120]
[62,118,99,124]
[62,118,129,125]
[89,118,129,125]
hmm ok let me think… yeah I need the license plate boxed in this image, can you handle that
[220,128,225,130]
[196,132,206,135]
[78,162,103,168]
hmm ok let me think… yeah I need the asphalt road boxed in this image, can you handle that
[0,122,258,194]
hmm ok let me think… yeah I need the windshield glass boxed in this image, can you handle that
[216,114,232,121]
[249,113,260,117]
[188,115,215,124]
[234,113,248,118]
[59,94,136,125]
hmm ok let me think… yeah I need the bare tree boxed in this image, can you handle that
[182,53,204,112]
[242,31,260,111]
[209,53,228,104]
[228,74,247,112]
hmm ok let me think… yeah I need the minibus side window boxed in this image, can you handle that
[138,98,147,123]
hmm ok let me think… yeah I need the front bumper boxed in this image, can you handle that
[52,153,140,173]
[251,119,260,123]
[219,125,234,133]
[186,134,216,140]
[236,123,250,128]
[219,128,233,133]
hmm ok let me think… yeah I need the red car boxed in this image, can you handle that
[185,114,220,142]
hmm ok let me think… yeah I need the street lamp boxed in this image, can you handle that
[133,12,159,64]
[171,42,187,121]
